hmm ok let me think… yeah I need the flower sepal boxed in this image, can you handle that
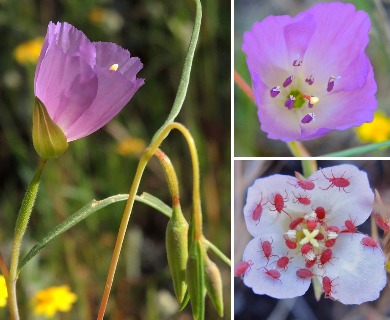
[32,97,68,159]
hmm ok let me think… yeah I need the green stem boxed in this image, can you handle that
[301,160,318,177]
[151,0,202,143]
[204,239,230,267]
[286,141,311,157]
[97,122,202,319]
[8,159,47,320]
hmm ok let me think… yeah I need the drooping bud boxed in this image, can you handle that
[166,205,189,303]
[186,240,206,320]
[32,97,68,159]
[204,255,224,317]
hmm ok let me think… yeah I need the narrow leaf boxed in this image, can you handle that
[322,140,390,157]
[19,193,172,271]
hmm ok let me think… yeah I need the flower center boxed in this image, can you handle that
[300,228,319,247]
[283,210,340,267]
[269,58,340,124]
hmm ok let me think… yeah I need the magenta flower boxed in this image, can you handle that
[34,22,144,142]
[237,164,386,304]
[242,2,377,141]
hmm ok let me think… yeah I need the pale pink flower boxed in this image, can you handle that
[34,22,144,142]
[237,164,386,304]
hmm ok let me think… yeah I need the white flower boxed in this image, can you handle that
[238,164,386,304]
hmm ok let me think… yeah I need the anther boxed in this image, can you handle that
[109,64,119,71]
[283,75,295,87]
[327,76,336,92]
[293,59,302,67]
[270,86,281,98]
[305,75,314,85]
[301,113,315,124]
[285,95,296,110]
[284,229,297,241]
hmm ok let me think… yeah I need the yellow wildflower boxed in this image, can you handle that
[356,112,390,143]
[117,137,146,156]
[0,275,7,307]
[14,37,44,65]
[32,285,77,318]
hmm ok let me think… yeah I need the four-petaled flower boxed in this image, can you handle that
[35,21,144,142]
[242,2,377,141]
[237,164,386,304]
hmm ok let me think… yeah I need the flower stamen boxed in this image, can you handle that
[109,63,119,71]
[285,95,296,110]
[270,86,281,98]
[305,75,314,85]
[301,113,315,124]
[283,75,295,87]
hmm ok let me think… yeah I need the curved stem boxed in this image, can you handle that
[97,122,202,318]
[151,0,202,143]
[8,159,47,320]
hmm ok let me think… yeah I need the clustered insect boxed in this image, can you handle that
[237,166,384,302]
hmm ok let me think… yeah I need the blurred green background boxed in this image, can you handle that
[235,0,390,156]
[0,0,231,319]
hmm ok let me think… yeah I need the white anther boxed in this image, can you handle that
[327,231,338,240]
[284,229,297,241]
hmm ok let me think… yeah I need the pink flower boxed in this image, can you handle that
[238,164,386,304]
[242,2,377,141]
[34,22,144,142]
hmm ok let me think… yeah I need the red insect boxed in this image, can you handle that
[320,249,334,266]
[373,214,390,232]
[315,233,324,241]
[260,239,276,260]
[321,169,351,192]
[234,260,253,277]
[305,257,317,268]
[296,268,314,279]
[297,179,315,190]
[314,206,331,221]
[284,239,297,249]
[263,268,282,282]
[250,193,268,225]
[361,236,378,249]
[292,192,311,205]
[275,254,293,270]
[301,243,313,255]
[307,220,317,230]
[270,192,291,218]
[322,276,338,299]
[343,216,358,233]
[325,239,336,248]
[289,217,304,230]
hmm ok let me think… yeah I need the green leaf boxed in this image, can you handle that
[322,140,390,157]
[19,192,173,271]
[138,192,172,218]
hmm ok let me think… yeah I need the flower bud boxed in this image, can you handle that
[166,205,189,303]
[186,240,205,320]
[204,255,224,317]
[32,97,68,159]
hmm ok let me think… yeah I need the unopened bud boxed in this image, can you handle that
[32,97,68,159]
[204,255,224,317]
[166,205,189,303]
